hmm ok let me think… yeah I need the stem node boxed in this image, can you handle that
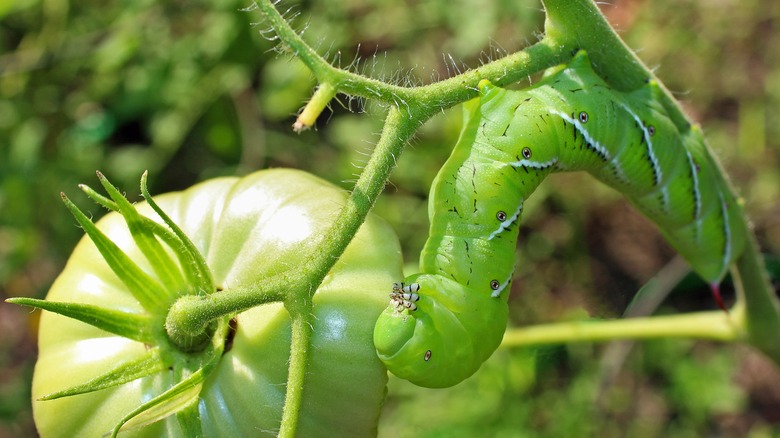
[165,295,216,353]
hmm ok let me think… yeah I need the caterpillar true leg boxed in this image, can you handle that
[390,282,420,312]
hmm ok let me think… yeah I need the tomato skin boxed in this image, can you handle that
[32,169,402,436]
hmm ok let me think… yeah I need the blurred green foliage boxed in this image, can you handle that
[1,0,779,436]
[380,340,750,437]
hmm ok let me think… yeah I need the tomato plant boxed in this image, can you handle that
[11,169,402,436]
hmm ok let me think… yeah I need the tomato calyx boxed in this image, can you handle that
[7,171,229,435]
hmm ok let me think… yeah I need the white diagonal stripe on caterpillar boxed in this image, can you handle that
[488,202,524,240]
[548,108,611,162]
[490,275,512,298]
[685,149,702,220]
[619,102,663,186]
[509,158,559,170]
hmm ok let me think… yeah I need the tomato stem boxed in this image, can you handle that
[164,284,286,346]
[278,296,314,437]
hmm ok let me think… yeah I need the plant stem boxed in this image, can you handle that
[301,106,418,298]
[165,283,285,341]
[733,221,780,362]
[293,82,336,132]
[402,39,564,113]
[541,0,691,131]
[501,311,741,347]
[254,0,412,104]
[277,107,418,437]
[278,298,314,438]
[256,0,567,114]
[165,106,417,343]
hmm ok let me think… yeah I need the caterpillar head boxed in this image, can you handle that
[373,274,507,388]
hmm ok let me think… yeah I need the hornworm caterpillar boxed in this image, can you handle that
[373,51,747,388]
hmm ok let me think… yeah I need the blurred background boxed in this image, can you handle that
[1,0,779,436]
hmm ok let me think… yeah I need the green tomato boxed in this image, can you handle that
[30,169,402,436]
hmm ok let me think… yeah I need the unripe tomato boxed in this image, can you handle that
[31,169,402,436]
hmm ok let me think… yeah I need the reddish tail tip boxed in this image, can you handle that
[710,283,727,311]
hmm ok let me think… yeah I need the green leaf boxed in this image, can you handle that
[79,174,214,298]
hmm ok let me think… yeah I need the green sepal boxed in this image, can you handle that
[37,347,169,401]
[61,192,170,311]
[175,398,205,437]
[141,171,214,295]
[95,171,187,296]
[139,215,211,295]
[80,181,207,289]
[111,369,206,437]
[79,183,180,249]
[6,297,155,344]
[78,183,118,211]
[110,319,229,437]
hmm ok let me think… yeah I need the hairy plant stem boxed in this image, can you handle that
[165,106,420,438]
[284,106,421,437]
[278,296,313,437]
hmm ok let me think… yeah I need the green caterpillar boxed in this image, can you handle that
[373,50,747,388]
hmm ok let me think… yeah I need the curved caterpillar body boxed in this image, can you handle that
[374,51,747,388]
